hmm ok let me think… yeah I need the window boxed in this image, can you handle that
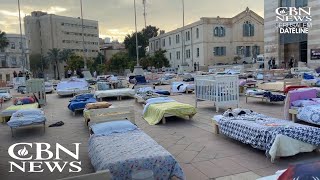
[11,57,17,66]
[280,0,291,6]
[156,41,159,49]
[236,46,244,55]
[295,0,308,7]
[169,37,171,45]
[6,74,10,82]
[162,39,165,47]
[186,49,191,58]
[196,48,200,57]
[176,34,180,44]
[150,43,153,50]
[11,43,15,49]
[176,51,181,59]
[214,27,225,37]
[243,21,254,37]
[169,53,172,60]
[252,46,260,56]
[185,31,191,41]
[196,28,199,39]
[214,47,226,56]
[245,46,251,57]
[19,42,22,49]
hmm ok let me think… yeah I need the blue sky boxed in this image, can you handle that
[0,0,264,41]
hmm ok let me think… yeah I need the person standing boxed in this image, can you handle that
[268,59,272,70]
[272,58,276,69]
[289,57,294,69]
[13,71,17,78]
[67,69,72,78]
[93,71,97,78]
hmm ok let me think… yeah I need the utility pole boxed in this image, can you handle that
[142,0,147,28]
[80,0,87,70]
[18,0,25,74]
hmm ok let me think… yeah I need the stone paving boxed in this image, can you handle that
[0,85,319,180]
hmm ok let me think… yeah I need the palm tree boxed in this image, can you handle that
[59,49,74,63]
[0,30,9,50]
[47,48,61,80]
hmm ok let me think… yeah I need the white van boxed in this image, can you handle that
[256,54,264,68]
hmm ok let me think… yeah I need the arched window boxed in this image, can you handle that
[214,26,226,37]
[243,21,254,37]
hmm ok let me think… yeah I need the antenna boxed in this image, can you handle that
[142,0,147,28]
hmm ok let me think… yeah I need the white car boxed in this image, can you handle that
[0,89,12,101]
[45,82,54,93]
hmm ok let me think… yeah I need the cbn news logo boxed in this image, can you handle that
[8,143,82,173]
[275,7,312,34]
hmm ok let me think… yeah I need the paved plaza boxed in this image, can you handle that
[0,85,319,180]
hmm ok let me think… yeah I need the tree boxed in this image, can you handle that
[124,32,148,59]
[59,49,74,63]
[234,56,241,64]
[0,30,9,50]
[91,53,106,74]
[65,55,84,71]
[108,52,133,74]
[152,50,170,68]
[139,50,170,69]
[142,25,159,40]
[29,53,48,77]
[47,48,61,80]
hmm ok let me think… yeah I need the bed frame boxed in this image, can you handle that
[58,170,111,180]
[10,121,45,137]
[195,75,239,112]
[86,106,135,128]
[245,93,285,104]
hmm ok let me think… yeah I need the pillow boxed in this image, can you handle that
[90,120,137,135]
[86,102,112,110]
[291,100,318,107]
[13,97,35,105]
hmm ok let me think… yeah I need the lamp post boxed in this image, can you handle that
[80,0,87,70]
[133,0,144,75]
[178,0,187,74]
[18,0,25,74]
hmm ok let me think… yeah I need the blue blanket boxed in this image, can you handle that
[7,109,46,128]
[297,104,320,125]
[68,94,97,112]
[218,112,320,157]
[88,130,185,180]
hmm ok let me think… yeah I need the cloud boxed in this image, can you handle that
[46,6,67,14]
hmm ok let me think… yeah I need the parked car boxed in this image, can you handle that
[17,85,27,94]
[45,82,54,93]
[0,88,12,101]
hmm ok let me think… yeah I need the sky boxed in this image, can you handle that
[0,0,264,42]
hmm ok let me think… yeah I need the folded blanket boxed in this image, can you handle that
[86,102,112,110]
[263,92,286,102]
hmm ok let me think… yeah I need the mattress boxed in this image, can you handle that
[143,101,196,125]
[7,109,46,128]
[171,82,194,93]
[214,112,320,161]
[95,88,135,99]
[257,81,284,92]
[1,103,39,117]
[88,130,185,180]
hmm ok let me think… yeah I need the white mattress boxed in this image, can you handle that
[95,88,135,98]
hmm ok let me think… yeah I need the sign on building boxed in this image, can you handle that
[310,49,320,60]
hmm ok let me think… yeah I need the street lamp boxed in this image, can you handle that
[80,0,87,70]
[18,0,25,74]
[133,0,144,76]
